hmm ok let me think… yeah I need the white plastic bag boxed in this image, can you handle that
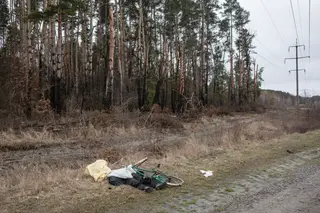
[200,170,213,177]
[107,165,136,179]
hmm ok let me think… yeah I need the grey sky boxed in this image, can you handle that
[238,0,319,96]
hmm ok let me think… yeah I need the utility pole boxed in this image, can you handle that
[284,39,310,107]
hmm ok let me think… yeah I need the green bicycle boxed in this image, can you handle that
[132,157,184,189]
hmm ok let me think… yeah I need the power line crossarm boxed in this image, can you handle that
[285,56,310,63]
[288,44,305,51]
[288,69,305,73]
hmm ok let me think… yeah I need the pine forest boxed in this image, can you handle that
[0,0,264,117]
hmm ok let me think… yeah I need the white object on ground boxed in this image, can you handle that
[107,164,136,179]
[200,170,213,177]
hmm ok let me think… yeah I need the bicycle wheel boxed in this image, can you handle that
[166,175,184,186]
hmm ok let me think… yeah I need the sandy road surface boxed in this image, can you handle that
[221,165,320,213]
[146,148,320,213]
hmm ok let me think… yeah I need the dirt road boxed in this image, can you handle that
[226,168,320,213]
[217,161,320,213]
[144,148,320,213]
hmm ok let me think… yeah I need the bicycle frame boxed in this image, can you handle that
[132,165,169,186]
[132,157,184,187]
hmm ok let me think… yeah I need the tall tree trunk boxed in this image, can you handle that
[179,43,185,95]
[246,56,251,102]
[116,0,123,105]
[254,64,258,102]
[171,15,180,113]
[192,50,197,97]
[69,20,73,96]
[45,22,50,99]
[97,1,103,95]
[21,0,27,104]
[120,2,125,105]
[75,21,79,97]
[55,7,62,113]
[137,0,143,108]
[26,0,32,117]
[80,10,88,111]
[142,10,148,107]
[153,41,167,105]
[46,3,51,100]
[229,11,234,105]
[178,42,185,112]
[88,0,93,98]
[200,2,205,105]
[49,2,56,109]
[103,1,109,103]
[163,40,168,108]
[39,0,47,99]
[239,53,244,105]
[64,22,70,96]
[81,12,87,92]
[106,5,114,108]
[205,21,209,105]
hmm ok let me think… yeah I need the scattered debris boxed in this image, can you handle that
[84,159,111,182]
[107,164,136,179]
[85,157,183,193]
[200,170,213,177]
[106,161,160,193]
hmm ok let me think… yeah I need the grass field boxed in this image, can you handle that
[1,108,320,212]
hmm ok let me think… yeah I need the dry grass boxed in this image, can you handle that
[167,135,212,160]
[1,163,84,198]
[0,162,116,213]
[148,114,184,129]
[205,107,233,117]
[1,107,320,212]
[2,129,320,213]
[1,128,57,144]
[0,111,185,148]
[0,122,151,151]
[1,107,319,152]
[276,108,320,134]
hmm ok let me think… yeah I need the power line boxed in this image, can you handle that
[308,0,311,58]
[289,0,304,68]
[289,0,300,42]
[295,0,305,68]
[259,0,286,47]
[255,52,285,71]
[254,37,282,59]
[296,0,304,43]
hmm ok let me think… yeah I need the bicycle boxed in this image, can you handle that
[132,157,184,189]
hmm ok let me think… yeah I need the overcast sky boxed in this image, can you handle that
[238,0,319,96]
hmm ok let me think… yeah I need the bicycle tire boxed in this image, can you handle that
[166,175,184,186]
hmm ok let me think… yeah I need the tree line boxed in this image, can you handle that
[0,0,264,117]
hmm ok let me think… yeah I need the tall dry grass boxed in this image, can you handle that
[1,107,320,213]
[0,124,151,150]
[0,162,114,208]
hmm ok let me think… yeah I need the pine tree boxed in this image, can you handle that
[223,0,240,105]
[0,0,9,46]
